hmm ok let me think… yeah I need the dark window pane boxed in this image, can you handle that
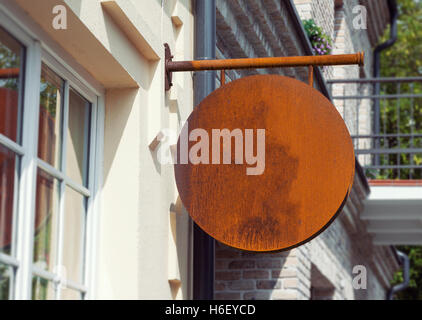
[0,26,24,143]
[33,169,59,272]
[66,88,90,186]
[0,263,12,300]
[32,276,55,300]
[38,64,63,168]
[62,187,85,284]
[0,145,17,255]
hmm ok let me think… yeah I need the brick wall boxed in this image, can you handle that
[215,173,399,300]
[215,244,299,300]
[296,0,374,164]
[214,0,399,300]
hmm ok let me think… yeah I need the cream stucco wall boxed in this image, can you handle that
[89,0,194,299]
[10,0,194,299]
[97,0,194,300]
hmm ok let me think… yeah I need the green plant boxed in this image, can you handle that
[381,0,422,300]
[303,19,333,55]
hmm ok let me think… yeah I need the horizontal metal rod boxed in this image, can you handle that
[0,68,19,79]
[356,148,422,155]
[332,93,422,99]
[352,133,422,138]
[167,52,364,72]
[364,165,422,170]
[0,252,19,267]
[327,76,422,83]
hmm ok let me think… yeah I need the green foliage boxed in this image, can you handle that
[392,246,422,300]
[0,42,20,91]
[381,0,422,77]
[302,19,333,55]
[40,78,59,117]
[375,0,422,180]
[0,264,10,299]
[381,0,422,300]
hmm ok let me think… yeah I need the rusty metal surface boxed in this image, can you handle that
[174,75,355,252]
[164,43,173,90]
[0,68,19,79]
[308,65,314,87]
[220,69,225,86]
[167,52,364,72]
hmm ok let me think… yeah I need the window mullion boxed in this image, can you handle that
[0,134,25,155]
[0,253,19,267]
[55,80,70,300]
[84,97,102,300]
[14,41,41,300]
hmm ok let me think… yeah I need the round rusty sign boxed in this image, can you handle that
[174,75,354,252]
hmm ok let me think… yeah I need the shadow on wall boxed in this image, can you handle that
[66,0,83,16]
[103,88,138,183]
[155,0,191,17]
[214,242,292,300]
[102,9,157,91]
[310,264,335,299]
[169,197,194,299]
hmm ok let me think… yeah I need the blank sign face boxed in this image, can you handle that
[174,75,355,252]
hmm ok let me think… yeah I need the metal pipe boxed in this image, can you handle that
[387,250,410,300]
[328,76,422,83]
[167,52,364,72]
[373,0,398,165]
[352,133,422,138]
[285,0,331,99]
[308,65,314,87]
[0,68,19,79]
[220,70,225,86]
[333,93,422,100]
[192,0,215,301]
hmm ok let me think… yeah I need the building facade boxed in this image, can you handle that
[0,0,400,300]
[214,0,400,300]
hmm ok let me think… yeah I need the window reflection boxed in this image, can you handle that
[32,276,55,300]
[62,187,86,284]
[38,64,63,168]
[67,88,90,186]
[33,169,59,272]
[0,145,17,256]
[0,263,12,300]
[0,26,24,143]
[61,287,82,300]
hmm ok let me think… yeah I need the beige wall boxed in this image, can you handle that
[11,0,194,299]
[98,0,194,300]
[88,0,194,300]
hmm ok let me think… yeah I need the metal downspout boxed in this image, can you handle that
[373,0,398,164]
[387,250,410,300]
[193,0,216,300]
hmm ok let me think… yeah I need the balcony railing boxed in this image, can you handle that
[327,77,422,180]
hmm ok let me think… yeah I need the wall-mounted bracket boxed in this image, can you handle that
[165,43,174,91]
[164,43,364,91]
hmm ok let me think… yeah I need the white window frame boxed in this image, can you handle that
[0,4,104,300]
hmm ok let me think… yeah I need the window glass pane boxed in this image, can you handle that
[38,64,63,168]
[0,145,18,255]
[61,287,82,300]
[33,169,59,272]
[66,88,91,186]
[0,26,24,143]
[62,187,86,284]
[0,263,12,300]
[32,276,55,300]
